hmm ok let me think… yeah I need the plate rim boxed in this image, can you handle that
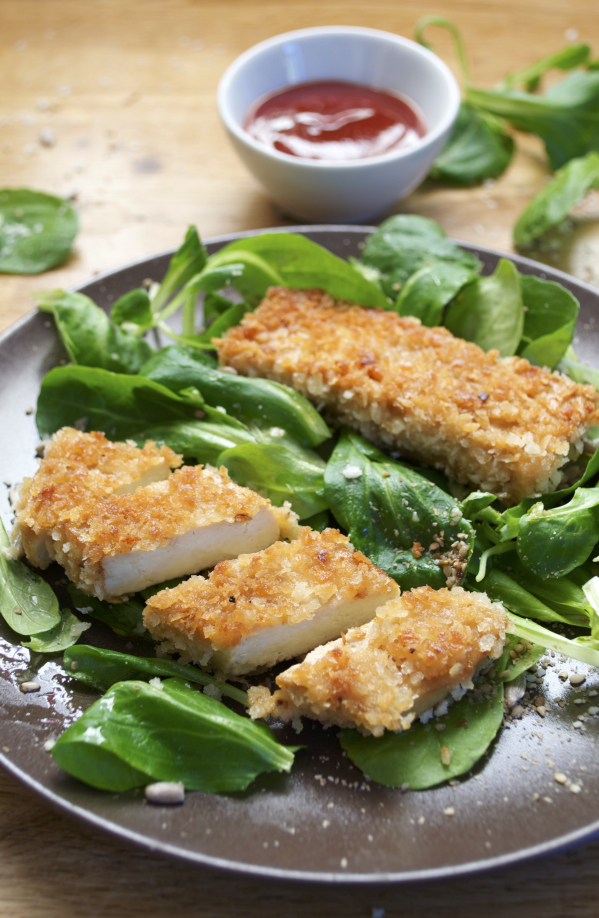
[2,223,599,884]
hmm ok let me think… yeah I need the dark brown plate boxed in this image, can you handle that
[1,227,599,883]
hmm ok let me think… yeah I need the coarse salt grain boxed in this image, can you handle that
[341,465,362,479]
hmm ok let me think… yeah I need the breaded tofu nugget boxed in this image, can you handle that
[143,527,399,676]
[248,586,509,736]
[216,287,599,505]
[15,428,294,601]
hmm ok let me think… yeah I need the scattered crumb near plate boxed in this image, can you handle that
[340,857,348,869]
[444,807,455,816]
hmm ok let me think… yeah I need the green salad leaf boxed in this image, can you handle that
[36,289,153,375]
[36,366,205,440]
[150,226,207,314]
[0,519,61,636]
[324,431,474,590]
[67,585,152,642]
[429,103,515,186]
[514,152,599,247]
[136,419,256,465]
[444,258,524,356]
[22,609,90,653]
[111,288,153,332]
[208,232,390,309]
[508,611,599,669]
[560,346,599,389]
[142,353,331,448]
[340,684,504,789]
[52,678,297,792]
[494,634,545,681]
[517,275,579,369]
[219,442,327,519]
[64,645,248,705]
[0,189,78,274]
[360,215,481,300]
[517,489,599,579]
[396,261,478,326]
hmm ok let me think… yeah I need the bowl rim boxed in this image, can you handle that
[217,25,461,171]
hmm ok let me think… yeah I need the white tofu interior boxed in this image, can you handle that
[113,461,172,494]
[102,505,280,596]
[210,592,392,676]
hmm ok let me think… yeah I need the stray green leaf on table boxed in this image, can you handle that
[514,152,599,247]
[429,103,514,186]
[0,189,78,274]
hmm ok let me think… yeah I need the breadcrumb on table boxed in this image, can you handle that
[216,287,599,505]
[248,585,510,736]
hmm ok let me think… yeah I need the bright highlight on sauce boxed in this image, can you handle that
[244,80,426,161]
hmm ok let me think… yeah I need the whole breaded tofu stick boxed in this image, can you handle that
[14,428,295,602]
[248,586,509,736]
[216,287,599,505]
[143,527,399,676]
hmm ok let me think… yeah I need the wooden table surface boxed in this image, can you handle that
[2,1,599,915]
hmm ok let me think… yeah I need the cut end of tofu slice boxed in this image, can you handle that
[248,585,510,736]
[143,527,399,676]
[15,428,294,602]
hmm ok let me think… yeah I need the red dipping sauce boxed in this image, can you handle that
[244,80,426,161]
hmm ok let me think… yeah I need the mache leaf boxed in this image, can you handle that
[340,684,504,789]
[0,189,78,274]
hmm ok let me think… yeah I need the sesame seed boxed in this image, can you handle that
[570,674,586,686]
[444,806,455,816]
[20,682,40,693]
[145,782,185,805]
[570,783,582,794]
[554,773,567,785]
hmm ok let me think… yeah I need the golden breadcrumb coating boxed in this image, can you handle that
[216,287,599,505]
[248,586,509,736]
[15,427,181,564]
[143,527,399,674]
[15,428,285,601]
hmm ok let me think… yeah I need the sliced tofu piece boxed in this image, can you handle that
[14,427,181,568]
[16,428,295,601]
[248,586,510,736]
[143,527,399,676]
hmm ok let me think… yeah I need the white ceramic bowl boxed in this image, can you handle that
[217,26,460,223]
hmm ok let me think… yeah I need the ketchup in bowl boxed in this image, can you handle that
[244,80,426,161]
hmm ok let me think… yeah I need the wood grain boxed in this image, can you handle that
[1,1,599,914]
